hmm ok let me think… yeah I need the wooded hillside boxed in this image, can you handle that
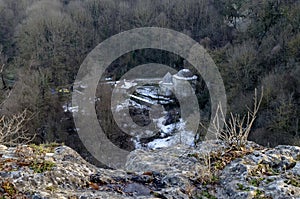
[0,0,299,147]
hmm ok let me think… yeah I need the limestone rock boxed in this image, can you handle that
[0,141,299,198]
[217,145,300,199]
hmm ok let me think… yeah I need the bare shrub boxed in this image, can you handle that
[205,88,263,148]
[0,109,35,146]
[195,153,213,183]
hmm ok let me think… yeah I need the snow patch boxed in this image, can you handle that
[63,104,79,113]
[132,117,195,150]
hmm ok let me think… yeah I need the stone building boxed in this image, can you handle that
[159,69,197,98]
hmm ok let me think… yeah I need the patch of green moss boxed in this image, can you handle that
[214,160,225,170]
[265,178,275,184]
[188,153,200,159]
[201,174,220,186]
[197,190,217,199]
[284,178,300,187]
[30,160,56,173]
[45,185,57,192]
[253,189,272,199]
[237,183,250,191]
[29,142,62,155]
[29,145,53,155]
[296,154,300,161]
[152,192,166,198]
[255,189,263,195]
[251,164,280,176]
[249,178,264,187]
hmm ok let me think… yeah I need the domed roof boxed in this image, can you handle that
[174,69,197,80]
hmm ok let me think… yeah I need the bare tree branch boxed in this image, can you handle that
[202,88,263,148]
[0,109,36,146]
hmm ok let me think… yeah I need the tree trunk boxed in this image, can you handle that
[0,64,7,90]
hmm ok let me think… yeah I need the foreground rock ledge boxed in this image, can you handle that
[0,141,299,199]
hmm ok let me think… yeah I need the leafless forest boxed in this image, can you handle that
[0,0,299,152]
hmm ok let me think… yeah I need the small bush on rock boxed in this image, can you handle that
[205,88,263,149]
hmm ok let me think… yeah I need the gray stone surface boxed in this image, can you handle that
[0,141,299,198]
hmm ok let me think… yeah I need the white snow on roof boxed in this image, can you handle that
[173,74,197,80]
[120,81,137,89]
[173,69,197,80]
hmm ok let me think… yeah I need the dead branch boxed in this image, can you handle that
[0,109,36,146]
[204,88,263,148]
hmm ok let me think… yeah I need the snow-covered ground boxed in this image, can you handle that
[135,86,172,101]
[63,104,79,113]
[133,117,195,150]
[114,98,150,112]
[67,80,196,150]
[111,83,195,150]
[146,130,195,149]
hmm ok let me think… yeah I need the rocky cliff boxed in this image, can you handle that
[0,140,299,199]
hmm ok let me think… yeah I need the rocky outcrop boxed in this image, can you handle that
[0,141,299,198]
[217,145,300,199]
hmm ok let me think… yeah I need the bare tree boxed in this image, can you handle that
[0,109,35,146]
[0,64,6,89]
[0,45,7,90]
[132,0,156,27]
